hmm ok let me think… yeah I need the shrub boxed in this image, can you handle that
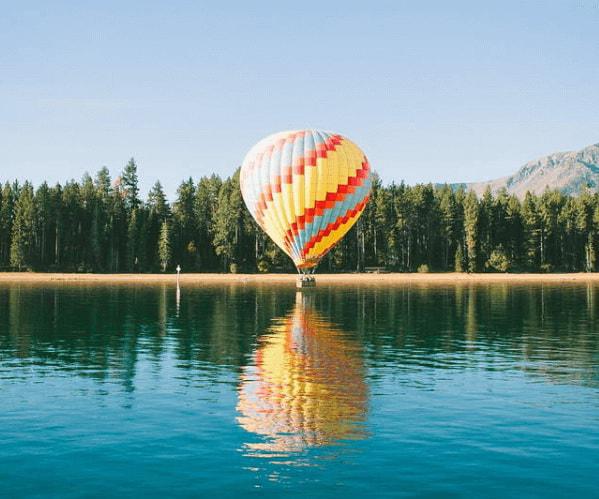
[229,263,239,274]
[417,264,430,273]
[486,248,510,272]
[257,259,269,273]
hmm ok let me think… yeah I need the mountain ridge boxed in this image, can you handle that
[453,142,599,197]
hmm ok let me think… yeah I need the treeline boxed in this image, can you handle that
[1,158,598,273]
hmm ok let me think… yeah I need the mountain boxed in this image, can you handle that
[460,142,599,198]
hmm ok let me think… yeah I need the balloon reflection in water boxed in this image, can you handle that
[237,293,368,458]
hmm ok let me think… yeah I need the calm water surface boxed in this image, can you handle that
[1,282,598,497]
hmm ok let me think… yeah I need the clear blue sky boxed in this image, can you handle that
[2,1,598,198]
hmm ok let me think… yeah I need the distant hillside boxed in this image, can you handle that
[460,143,599,197]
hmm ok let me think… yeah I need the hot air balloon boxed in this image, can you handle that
[240,130,372,277]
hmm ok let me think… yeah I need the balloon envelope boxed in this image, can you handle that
[240,130,371,271]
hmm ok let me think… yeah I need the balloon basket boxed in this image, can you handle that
[296,276,316,289]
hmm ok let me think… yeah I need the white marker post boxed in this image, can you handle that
[176,264,181,316]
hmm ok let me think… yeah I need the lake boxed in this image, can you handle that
[1,282,598,497]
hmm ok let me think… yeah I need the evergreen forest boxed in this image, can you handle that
[1,158,598,273]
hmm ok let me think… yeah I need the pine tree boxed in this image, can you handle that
[0,182,15,267]
[60,181,83,270]
[438,185,460,270]
[229,169,254,270]
[94,167,112,271]
[95,167,111,195]
[147,181,170,271]
[463,191,479,272]
[148,181,169,219]
[108,183,127,272]
[592,202,599,272]
[522,192,541,271]
[478,187,494,266]
[34,182,52,268]
[195,175,222,270]
[127,208,139,271]
[121,158,140,211]
[50,183,63,267]
[212,179,235,271]
[394,182,414,271]
[10,182,35,270]
[505,194,524,269]
[539,189,564,270]
[454,243,464,272]
[158,219,172,272]
[575,188,596,272]
[172,178,197,269]
[79,173,97,271]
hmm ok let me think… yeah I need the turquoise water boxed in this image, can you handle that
[1,282,598,497]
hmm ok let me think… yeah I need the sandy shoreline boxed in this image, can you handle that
[0,272,598,286]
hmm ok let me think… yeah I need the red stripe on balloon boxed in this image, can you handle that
[249,134,347,230]
[283,159,370,244]
[300,195,370,258]
[245,133,342,186]
[240,132,302,192]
